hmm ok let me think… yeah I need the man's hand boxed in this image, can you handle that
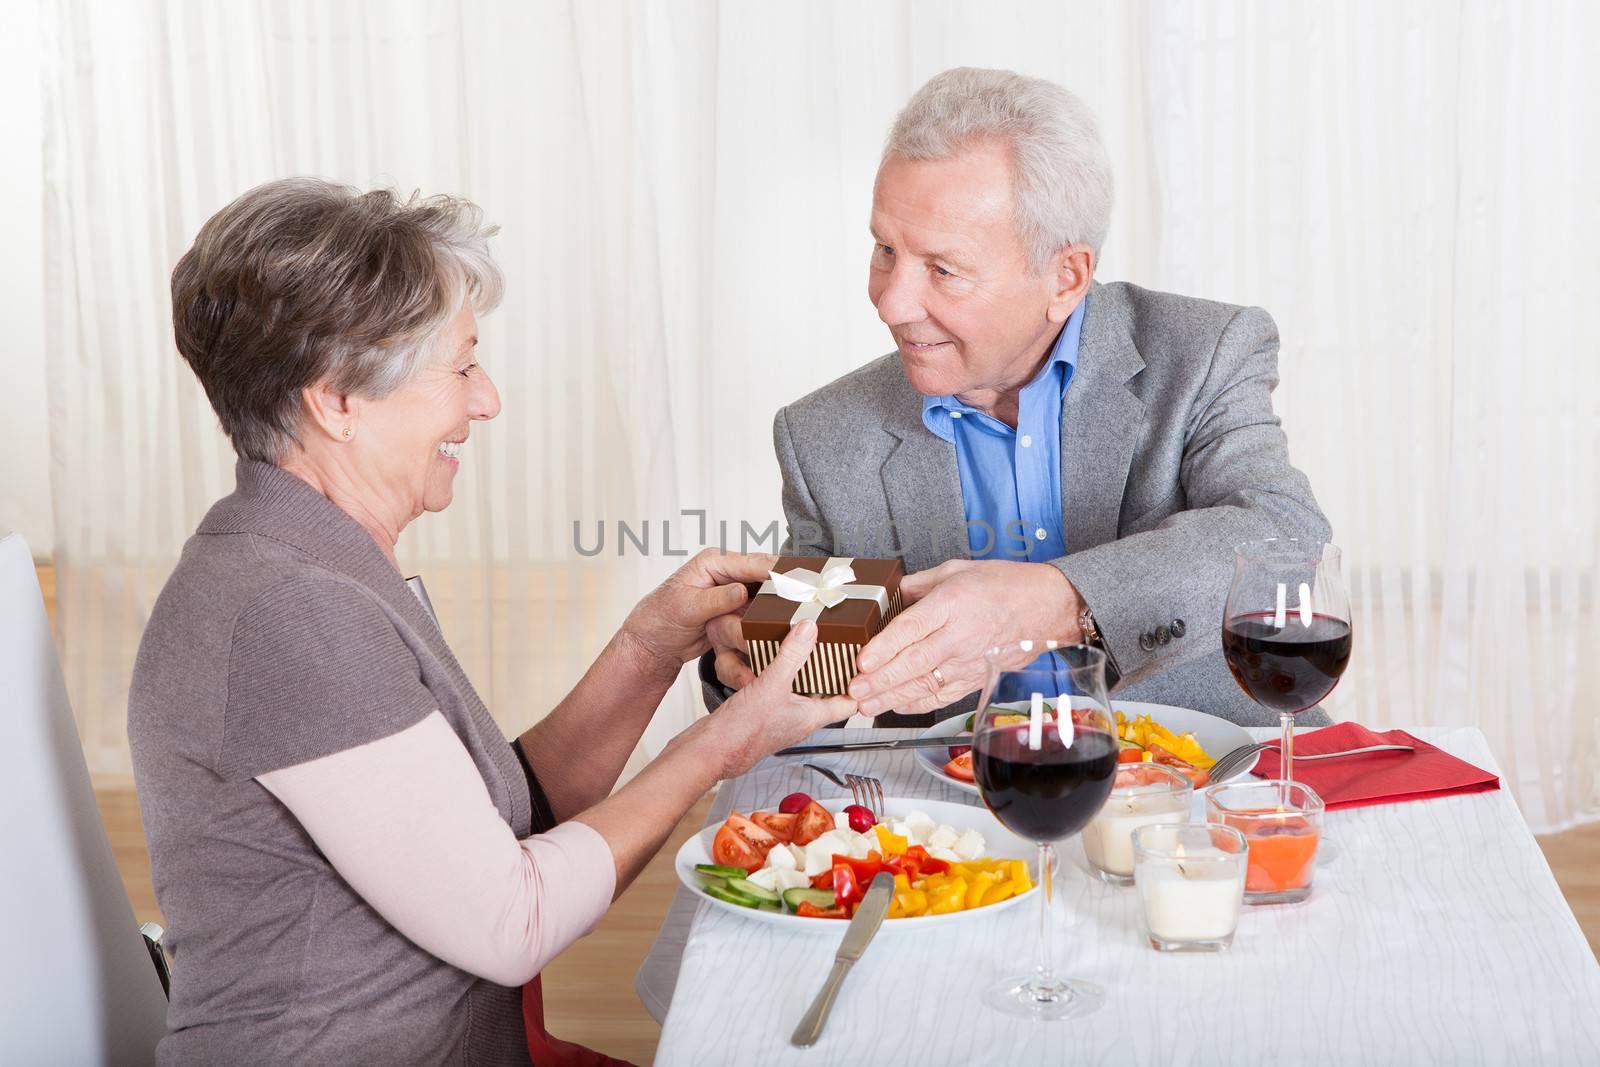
[848,560,1085,717]
[707,612,756,690]
[619,549,776,679]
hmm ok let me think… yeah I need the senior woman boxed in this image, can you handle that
[128,178,853,1065]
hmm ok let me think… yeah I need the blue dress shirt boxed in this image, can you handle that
[921,300,1085,564]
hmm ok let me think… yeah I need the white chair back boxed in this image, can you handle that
[0,532,167,1063]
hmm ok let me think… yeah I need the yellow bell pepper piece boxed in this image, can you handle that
[927,878,967,914]
[1007,859,1032,893]
[874,825,909,856]
[894,888,929,917]
[982,881,1018,906]
[965,871,1001,909]
[892,872,910,893]
[886,897,906,919]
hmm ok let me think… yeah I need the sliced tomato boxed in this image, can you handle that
[943,750,975,782]
[832,865,862,908]
[796,901,849,919]
[711,813,779,873]
[947,743,972,761]
[1147,743,1210,788]
[750,811,796,843]
[1118,747,1145,763]
[792,800,835,846]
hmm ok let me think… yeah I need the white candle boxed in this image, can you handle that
[1082,788,1189,878]
[1135,852,1243,943]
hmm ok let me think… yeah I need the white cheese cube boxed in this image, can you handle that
[775,868,812,892]
[953,829,985,861]
[834,809,854,832]
[927,825,959,851]
[746,867,783,892]
[903,811,937,843]
[929,846,961,863]
[765,843,797,871]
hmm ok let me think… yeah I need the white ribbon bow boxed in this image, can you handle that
[760,556,890,624]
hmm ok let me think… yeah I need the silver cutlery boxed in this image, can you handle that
[777,735,972,756]
[1209,741,1415,783]
[791,871,896,1047]
[801,762,886,817]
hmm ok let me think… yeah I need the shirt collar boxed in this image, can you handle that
[921,296,1086,440]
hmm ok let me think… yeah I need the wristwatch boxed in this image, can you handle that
[1077,605,1123,689]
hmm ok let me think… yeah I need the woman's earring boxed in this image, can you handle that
[342,426,354,439]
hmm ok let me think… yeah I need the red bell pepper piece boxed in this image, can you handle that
[832,864,862,908]
[904,845,948,875]
[831,854,884,885]
[796,901,848,919]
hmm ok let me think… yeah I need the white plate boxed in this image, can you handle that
[912,699,1256,796]
[676,796,1038,933]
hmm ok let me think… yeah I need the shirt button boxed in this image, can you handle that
[1034,528,1047,541]
[1020,434,1033,448]
[950,411,963,419]
[1171,618,1186,638]
[1139,631,1157,651]
[1155,625,1171,645]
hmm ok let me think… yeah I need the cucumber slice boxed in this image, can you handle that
[694,863,750,881]
[705,883,763,908]
[726,878,780,904]
[757,900,784,912]
[782,887,838,912]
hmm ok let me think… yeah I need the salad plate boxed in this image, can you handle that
[913,699,1255,795]
[676,796,1037,932]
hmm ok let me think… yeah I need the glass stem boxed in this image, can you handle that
[1280,710,1295,788]
[1033,842,1057,996]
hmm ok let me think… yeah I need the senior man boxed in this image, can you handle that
[702,67,1331,728]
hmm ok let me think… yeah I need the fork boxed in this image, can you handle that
[801,762,886,818]
[1208,741,1415,783]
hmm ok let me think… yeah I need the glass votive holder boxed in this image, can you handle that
[1081,762,1193,885]
[1204,779,1325,905]
[1131,823,1247,952]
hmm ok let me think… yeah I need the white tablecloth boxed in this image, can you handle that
[645,727,1600,1065]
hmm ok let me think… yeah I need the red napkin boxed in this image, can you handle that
[1251,722,1499,810]
[523,976,638,1067]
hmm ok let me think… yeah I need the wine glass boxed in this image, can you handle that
[971,641,1118,1021]
[1221,539,1352,785]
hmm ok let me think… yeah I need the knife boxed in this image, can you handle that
[791,871,897,1047]
[776,735,973,756]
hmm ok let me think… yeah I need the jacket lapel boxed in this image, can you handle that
[1061,284,1146,553]
[878,370,969,574]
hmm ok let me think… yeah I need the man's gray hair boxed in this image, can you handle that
[885,67,1114,272]
[171,177,503,462]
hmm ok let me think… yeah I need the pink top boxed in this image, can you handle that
[258,711,616,987]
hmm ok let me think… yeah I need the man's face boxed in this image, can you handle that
[868,141,1072,409]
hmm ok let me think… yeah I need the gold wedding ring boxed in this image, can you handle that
[930,666,946,687]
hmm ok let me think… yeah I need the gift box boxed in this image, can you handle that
[741,556,905,696]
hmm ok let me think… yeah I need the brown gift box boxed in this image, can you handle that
[741,556,905,696]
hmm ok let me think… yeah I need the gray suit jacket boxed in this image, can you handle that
[703,281,1331,728]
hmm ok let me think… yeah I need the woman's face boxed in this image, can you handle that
[356,301,501,518]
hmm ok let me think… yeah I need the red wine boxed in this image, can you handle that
[1222,611,1352,715]
[973,724,1118,842]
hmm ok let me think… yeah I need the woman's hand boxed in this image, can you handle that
[679,619,860,780]
[619,549,776,679]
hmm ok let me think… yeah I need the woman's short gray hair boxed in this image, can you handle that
[884,67,1114,272]
[171,177,503,462]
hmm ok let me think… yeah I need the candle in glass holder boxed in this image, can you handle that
[1081,763,1191,884]
[1205,779,1324,905]
[1131,823,1247,952]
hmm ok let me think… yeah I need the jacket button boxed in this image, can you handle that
[1171,618,1186,638]
[1139,631,1156,651]
[1155,625,1171,645]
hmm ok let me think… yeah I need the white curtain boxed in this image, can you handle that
[40,0,1599,830]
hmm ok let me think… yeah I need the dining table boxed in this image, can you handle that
[640,726,1600,1065]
